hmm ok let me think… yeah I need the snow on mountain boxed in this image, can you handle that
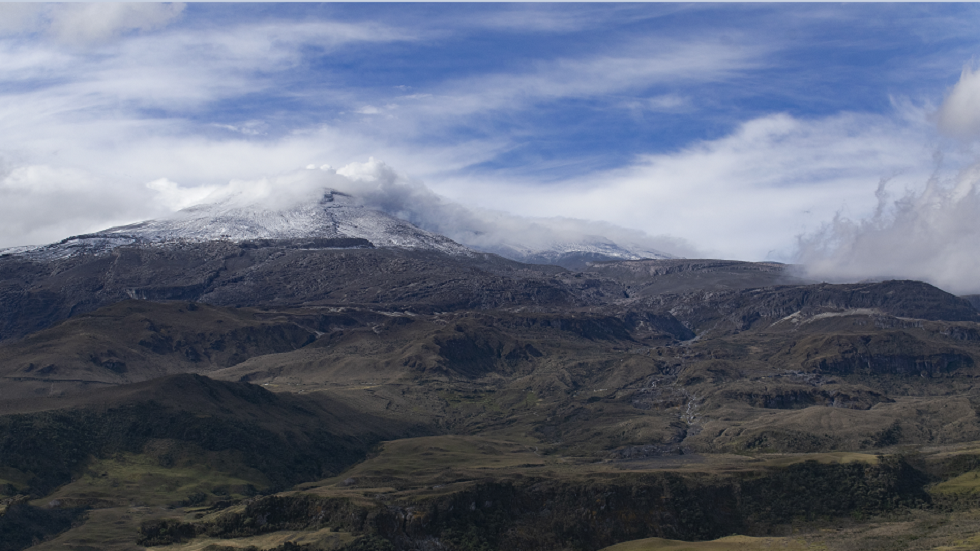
[491,239,672,265]
[101,190,470,254]
[1,160,680,267]
[2,189,470,261]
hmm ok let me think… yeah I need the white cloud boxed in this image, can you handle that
[644,94,690,112]
[0,165,168,248]
[0,13,439,228]
[0,4,186,44]
[438,111,938,262]
[2,5,975,288]
[0,4,45,35]
[797,160,980,295]
[145,178,218,211]
[48,3,186,45]
[0,15,417,124]
[937,64,980,141]
[438,4,692,37]
[621,94,692,115]
[402,40,765,121]
[0,103,938,264]
[460,7,592,33]
[785,65,980,294]
[0,13,765,223]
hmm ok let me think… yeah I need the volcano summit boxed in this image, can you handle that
[2,178,980,551]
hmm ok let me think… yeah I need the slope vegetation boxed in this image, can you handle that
[3,252,980,550]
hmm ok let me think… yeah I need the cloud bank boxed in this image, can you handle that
[335,159,695,258]
[796,66,980,295]
[0,164,169,248]
[172,158,695,260]
[440,110,937,262]
[797,161,980,295]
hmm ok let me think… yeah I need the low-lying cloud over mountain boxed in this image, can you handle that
[797,161,980,295]
[796,64,980,295]
[139,158,690,263]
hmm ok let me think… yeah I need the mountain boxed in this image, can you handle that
[0,186,686,343]
[5,192,980,550]
[0,186,672,269]
[0,300,317,401]
[2,190,471,262]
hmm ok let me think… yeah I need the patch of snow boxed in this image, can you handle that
[774,308,883,325]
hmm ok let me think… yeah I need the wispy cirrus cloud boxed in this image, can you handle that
[388,40,766,121]
[0,3,185,44]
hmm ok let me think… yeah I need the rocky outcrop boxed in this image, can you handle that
[722,385,891,410]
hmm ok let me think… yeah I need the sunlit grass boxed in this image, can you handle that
[36,452,267,508]
[144,527,355,550]
[761,452,880,468]
[932,470,980,496]
[601,535,823,551]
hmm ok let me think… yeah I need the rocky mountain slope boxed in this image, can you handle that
[3,207,980,550]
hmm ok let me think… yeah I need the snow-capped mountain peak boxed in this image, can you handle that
[103,190,468,253]
[4,189,471,261]
[1,160,680,268]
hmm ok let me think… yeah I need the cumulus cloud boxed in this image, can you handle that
[793,65,980,295]
[796,159,980,295]
[937,64,980,140]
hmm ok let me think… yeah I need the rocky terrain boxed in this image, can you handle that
[3,204,980,550]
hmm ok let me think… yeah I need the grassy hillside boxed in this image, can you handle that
[0,301,315,401]
[3,256,980,549]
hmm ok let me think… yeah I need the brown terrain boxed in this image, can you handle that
[3,241,980,550]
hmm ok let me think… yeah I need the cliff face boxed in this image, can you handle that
[137,457,932,551]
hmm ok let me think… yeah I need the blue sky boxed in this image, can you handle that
[3,3,980,291]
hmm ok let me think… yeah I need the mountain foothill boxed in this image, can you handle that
[3,195,980,551]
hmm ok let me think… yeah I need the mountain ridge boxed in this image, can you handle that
[1,187,675,270]
[6,189,980,550]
